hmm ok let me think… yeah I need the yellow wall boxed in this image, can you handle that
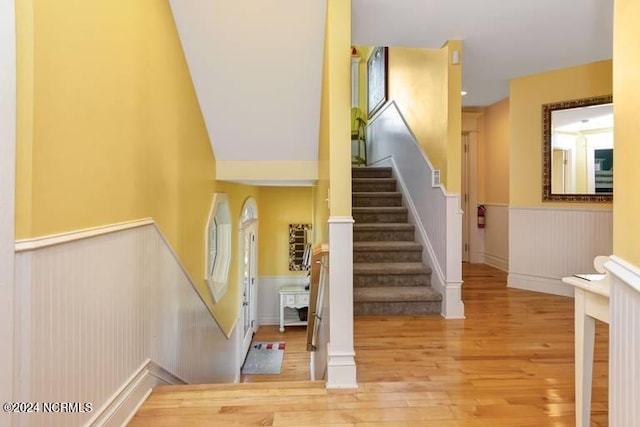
[388,44,462,191]
[314,8,330,244]
[509,60,613,207]
[483,98,510,204]
[15,0,33,237]
[613,0,640,266]
[258,187,313,276]
[389,47,447,181]
[15,0,252,336]
[326,0,352,217]
[444,41,462,193]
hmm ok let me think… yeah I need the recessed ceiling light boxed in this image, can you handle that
[461,91,468,96]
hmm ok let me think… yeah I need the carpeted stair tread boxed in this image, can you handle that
[353,223,415,242]
[353,191,402,196]
[352,178,397,192]
[353,192,403,207]
[354,223,414,230]
[352,167,393,178]
[352,178,396,184]
[352,206,409,224]
[352,207,408,213]
[353,241,422,251]
[354,262,431,275]
[354,286,442,303]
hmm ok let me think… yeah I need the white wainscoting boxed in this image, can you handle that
[606,255,640,427]
[368,101,464,319]
[257,275,309,326]
[13,221,240,427]
[483,204,509,272]
[508,207,612,296]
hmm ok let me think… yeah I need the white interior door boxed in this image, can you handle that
[240,221,257,363]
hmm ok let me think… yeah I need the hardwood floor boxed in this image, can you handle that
[130,263,609,426]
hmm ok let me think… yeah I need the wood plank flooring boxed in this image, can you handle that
[130,263,609,426]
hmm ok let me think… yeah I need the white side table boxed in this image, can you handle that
[279,285,310,333]
[562,257,610,427]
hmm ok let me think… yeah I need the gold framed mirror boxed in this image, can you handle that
[288,224,312,271]
[542,95,613,202]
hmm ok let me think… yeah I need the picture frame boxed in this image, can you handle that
[367,46,388,118]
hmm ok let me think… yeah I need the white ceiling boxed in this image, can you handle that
[554,103,613,132]
[352,0,613,107]
[170,0,325,163]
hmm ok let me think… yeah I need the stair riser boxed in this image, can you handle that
[352,169,392,179]
[353,274,431,287]
[352,182,397,192]
[354,301,441,316]
[354,230,414,241]
[353,195,403,207]
[354,250,422,263]
[353,212,408,223]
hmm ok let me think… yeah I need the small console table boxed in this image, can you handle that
[279,285,310,333]
[562,256,610,427]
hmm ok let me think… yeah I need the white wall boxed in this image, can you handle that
[368,102,464,319]
[607,256,640,427]
[0,1,16,425]
[169,0,326,182]
[13,222,240,427]
[509,207,612,296]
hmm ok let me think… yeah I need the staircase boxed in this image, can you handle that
[352,167,442,316]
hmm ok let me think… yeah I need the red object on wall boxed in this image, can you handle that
[477,205,486,228]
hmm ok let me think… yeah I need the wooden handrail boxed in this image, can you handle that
[306,243,329,351]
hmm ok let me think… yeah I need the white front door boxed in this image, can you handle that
[240,221,257,363]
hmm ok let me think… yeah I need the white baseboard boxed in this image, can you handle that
[442,281,465,319]
[325,343,357,389]
[484,252,508,272]
[469,250,485,264]
[87,359,185,427]
[259,315,280,326]
[507,273,574,297]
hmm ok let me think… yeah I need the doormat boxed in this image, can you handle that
[241,342,285,375]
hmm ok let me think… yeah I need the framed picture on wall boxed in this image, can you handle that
[367,46,388,118]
